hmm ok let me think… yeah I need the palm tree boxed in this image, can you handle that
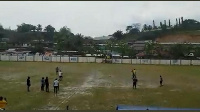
[36,24,42,32]
[44,25,55,32]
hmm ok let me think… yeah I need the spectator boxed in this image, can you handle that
[27,76,31,92]
[41,77,45,91]
[0,96,7,110]
[45,77,49,92]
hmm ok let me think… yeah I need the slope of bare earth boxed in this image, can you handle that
[156,31,200,43]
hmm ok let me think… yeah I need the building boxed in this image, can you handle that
[130,40,152,53]
[1,38,9,42]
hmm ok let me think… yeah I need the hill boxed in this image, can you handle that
[156,30,200,43]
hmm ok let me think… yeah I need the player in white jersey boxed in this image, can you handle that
[53,78,59,95]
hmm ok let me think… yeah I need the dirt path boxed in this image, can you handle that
[38,70,109,110]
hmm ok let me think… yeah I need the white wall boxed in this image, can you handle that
[181,60,191,65]
[136,59,141,64]
[18,56,26,61]
[160,60,171,65]
[1,55,9,61]
[43,56,51,62]
[69,57,78,62]
[192,60,200,65]
[141,59,150,64]
[131,59,137,64]
[78,57,87,63]
[171,60,180,65]
[122,59,132,64]
[96,58,103,63]
[61,57,69,62]
[26,56,34,61]
[1,54,200,66]
[88,57,95,63]
[52,56,61,62]
[34,56,43,61]
[112,59,122,64]
[10,56,17,61]
[151,60,160,64]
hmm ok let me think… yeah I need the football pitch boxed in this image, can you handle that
[0,62,200,110]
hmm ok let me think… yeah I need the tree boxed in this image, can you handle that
[17,23,36,32]
[181,17,183,23]
[54,26,83,52]
[160,22,163,28]
[73,33,84,51]
[144,42,159,58]
[126,23,141,34]
[31,45,44,54]
[153,20,155,29]
[114,41,135,58]
[44,25,55,42]
[176,18,178,25]
[169,44,188,59]
[164,20,166,26]
[126,26,132,33]
[116,41,127,57]
[147,25,153,31]
[54,27,69,51]
[112,30,123,40]
[30,25,36,32]
[105,41,113,53]
[128,48,136,58]
[143,24,148,31]
[36,24,42,32]
[194,47,200,57]
[145,42,154,58]
[44,25,55,33]
[0,24,3,31]
[59,26,73,37]
[181,19,200,30]
[132,23,141,30]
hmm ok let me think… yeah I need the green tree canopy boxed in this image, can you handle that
[112,30,123,40]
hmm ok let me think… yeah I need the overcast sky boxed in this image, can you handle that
[0,1,200,37]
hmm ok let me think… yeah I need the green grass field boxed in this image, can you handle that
[0,62,200,110]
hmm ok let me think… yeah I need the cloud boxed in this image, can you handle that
[0,1,200,37]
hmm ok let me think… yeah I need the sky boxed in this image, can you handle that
[0,1,200,37]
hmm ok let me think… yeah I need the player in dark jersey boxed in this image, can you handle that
[133,77,138,89]
[160,75,163,87]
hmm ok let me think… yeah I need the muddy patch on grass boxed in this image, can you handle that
[146,84,158,88]
[155,92,162,95]
[81,70,111,88]
[137,82,158,89]
[170,89,181,92]
[59,87,93,99]
[40,70,109,110]
[57,70,110,100]
[0,73,21,81]
[37,105,59,110]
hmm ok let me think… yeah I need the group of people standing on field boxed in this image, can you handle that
[131,69,163,89]
[26,67,63,96]
[41,77,49,92]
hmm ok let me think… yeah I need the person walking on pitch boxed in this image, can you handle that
[53,78,59,96]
